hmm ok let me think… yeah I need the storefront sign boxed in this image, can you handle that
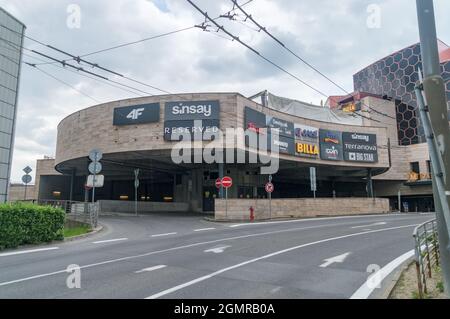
[267,134,295,155]
[342,132,378,163]
[244,107,266,133]
[294,124,319,142]
[296,142,319,157]
[113,103,160,126]
[165,100,220,121]
[266,116,294,138]
[319,129,343,161]
[164,101,220,141]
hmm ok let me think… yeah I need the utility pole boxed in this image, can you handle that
[416,0,450,295]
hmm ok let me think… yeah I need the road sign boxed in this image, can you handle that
[88,162,102,175]
[23,166,32,174]
[87,175,104,188]
[89,149,103,162]
[215,178,222,189]
[310,167,317,192]
[265,182,274,193]
[221,176,233,189]
[22,174,32,184]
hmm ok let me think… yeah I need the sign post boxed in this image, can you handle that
[221,176,233,219]
[88,149,103,204]
[265,175,274,219]
[310,167,317,198]
[134,169,140,217]
[22,166,32,201]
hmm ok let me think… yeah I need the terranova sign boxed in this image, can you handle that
[319,129,343,161]
[164,100,220,141]
[342,132,378,163]
[113,103,160,126]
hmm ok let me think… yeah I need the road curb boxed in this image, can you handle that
[372,257,415,299]
[64,224,104,242]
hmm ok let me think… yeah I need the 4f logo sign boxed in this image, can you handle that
[127,108,145,120]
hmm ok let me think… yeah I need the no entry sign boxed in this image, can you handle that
[265,182,274,193]
[221,176,233,189]
[215,178,222,189]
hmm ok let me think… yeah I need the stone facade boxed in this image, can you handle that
[7,184,35,201]
[215,198,389,221]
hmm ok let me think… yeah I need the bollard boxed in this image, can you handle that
[249,206,255,222]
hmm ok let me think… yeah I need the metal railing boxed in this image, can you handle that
[26,199,98,229]
[413,219,440,298]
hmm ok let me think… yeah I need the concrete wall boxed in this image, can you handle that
[214,198,390,221]
[97,200,189,214]
[7,184,35,201]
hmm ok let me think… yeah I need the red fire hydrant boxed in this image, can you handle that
[249,206,255,222]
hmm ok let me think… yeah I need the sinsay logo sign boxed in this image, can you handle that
[113,103,160,126]
[165,100,220,121]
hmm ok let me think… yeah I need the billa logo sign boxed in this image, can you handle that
[296,142,319,157]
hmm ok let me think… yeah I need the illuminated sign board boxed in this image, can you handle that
[266,116,294,138]
[296,142,319,157]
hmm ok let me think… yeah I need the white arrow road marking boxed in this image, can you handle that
[204,245,231,254]
[0,247,59,257]
[135,265,167,274]
[319,252,351,268]
[351,222,387,229]
[92,238,128,244]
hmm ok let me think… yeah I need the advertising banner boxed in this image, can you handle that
[113,103,160,126]
[294,124,319,158]
[267,134,295,155]
[319,129,344,161]
[342,132,378,163]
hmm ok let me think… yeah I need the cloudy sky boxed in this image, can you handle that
[1,0,449,182]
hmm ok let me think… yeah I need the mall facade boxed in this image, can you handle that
[31,41,450,213]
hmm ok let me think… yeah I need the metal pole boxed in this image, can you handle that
[398,190,402,213]
[269,174,272,219]
[416,0,450,295]
[24,182,27,200]
[225,188,228,219]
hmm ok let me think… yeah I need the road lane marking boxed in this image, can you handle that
[351,222,387,229]
[319,252,351,268]
[228,214,423,228]
[194,228,216,232]
[135,265,167,274]
[0,247,59,257]
[92,238,128,244]
[0,222,420,288]
[350,250,415,299]
[145,224,419,299]
[151,232,177,237]
[204,245,231,254]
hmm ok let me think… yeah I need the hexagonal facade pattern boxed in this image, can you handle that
[354,43,450,146]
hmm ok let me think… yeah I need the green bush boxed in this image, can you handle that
[0,203,65,250]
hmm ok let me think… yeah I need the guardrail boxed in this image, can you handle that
[413,219,440,298]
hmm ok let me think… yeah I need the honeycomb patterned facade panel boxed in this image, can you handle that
[354,43,450,146]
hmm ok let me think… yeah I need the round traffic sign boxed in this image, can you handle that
[215,178,222,189]
[89,149,103,162]
[88,162,102,174]
[222,176,233,189]
[22,174,32,184]
[265,182,274,193]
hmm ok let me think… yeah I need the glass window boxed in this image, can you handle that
[0,148,9,163]
[0,131,11,148]
[410,162,420,174]
[0,101,14,118]
[0,163,8,178]
[0,116,13,133]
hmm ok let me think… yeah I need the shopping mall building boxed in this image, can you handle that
[29,41,450,215]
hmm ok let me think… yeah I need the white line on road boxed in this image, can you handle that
[135,265,167,274]
[351,222,387,229]
[350,250,415,299]
[0,221,419,288]
[0,247,59,257]
[151,232,177,237]
[145,224,419,299]
[194,228,216,232]
[92,238,128,244]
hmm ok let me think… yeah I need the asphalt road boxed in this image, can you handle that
[0,212,434,299]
